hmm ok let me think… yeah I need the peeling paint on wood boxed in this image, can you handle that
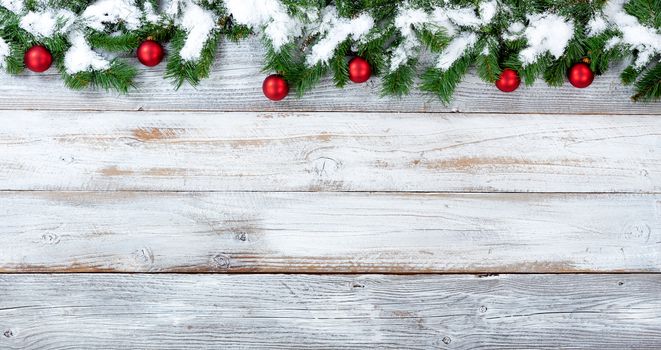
[132,127,181,141]
[1,111,659,192]
[0,274,659,349]
[0,33,658,349]
[0,192,658,273]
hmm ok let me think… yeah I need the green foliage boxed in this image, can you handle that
[61,59,137,93]
[382,60,416,96]
[418,29,450,54]
[586,30,625,75]
[475,40,501,83]
[621,66,641,85]
[624,0,660,27]
[356,28,392,75]
[331,42,350,88]
[293,63,327,97]
[88,22,175,52]
[264,42,300,75]
[165,29,219,88]
[421,54,472,104]
[88,31,141,52]
[633,63,661,101]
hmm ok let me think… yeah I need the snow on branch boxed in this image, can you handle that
[224,0,306,51]
[518,12,575,66]
[166,0,217,61]
[306,6,373,66]
[602,0,661,68]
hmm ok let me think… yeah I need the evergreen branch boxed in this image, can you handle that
[293,63,328,97]
[382,60,416,97]
[88,31,141,52]
[621,65,641,85]
[417,29,450,54]
[632,62,661,101]
[331,39,351,88]
[4,44,25,74]
[165,29,219,88]
[61,59,137,93]
[421,54,472,104]
[475,40,501,83]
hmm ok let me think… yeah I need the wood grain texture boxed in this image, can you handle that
[1,111,659,192]
[0,38,658,114]
[1,274,659,349]
[1,192,658,273]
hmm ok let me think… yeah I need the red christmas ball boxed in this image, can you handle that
[137,40,165,67]
[262,74,289,101]
[24,45,52,73]
[495,68,520,92]
[568,62,594,88]
[348,57,371,83]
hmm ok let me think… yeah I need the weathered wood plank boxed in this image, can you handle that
[1,111,659,192]
[1,192,658,273]
[0,38,658,114]
[0,274,659,349]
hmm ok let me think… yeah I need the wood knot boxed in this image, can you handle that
[41,232,60,245]
[3,329,13,338]
[311,157,341,177]
[211,254,231,269]
[442,336,451,345]
[132,247,155,266]
[60,156,75,164]
[479,306,488,313]
[352,282,365,288]
[623,223,651,242]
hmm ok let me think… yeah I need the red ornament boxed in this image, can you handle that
[24,45,52,73]
[137,40,165,67]
[262,74,289,101]
[348,57,372,83]
[568,62,594,88]
[495,68,521,92]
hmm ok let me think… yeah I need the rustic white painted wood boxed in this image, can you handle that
[1,274,659,349]
[1,111,659,192]
[0,38,658,114]
[0,27,658,350]
[1,192,658,273]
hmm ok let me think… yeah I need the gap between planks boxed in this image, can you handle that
[0,108,660,116]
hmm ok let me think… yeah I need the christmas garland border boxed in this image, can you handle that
[0,0,659,102]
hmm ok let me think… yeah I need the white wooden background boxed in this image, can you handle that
[0,38,660,348]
